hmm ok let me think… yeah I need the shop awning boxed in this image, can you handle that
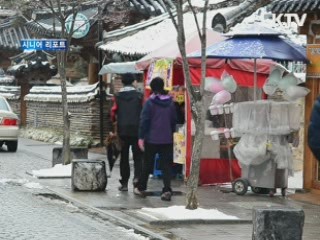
[98,61,142,75]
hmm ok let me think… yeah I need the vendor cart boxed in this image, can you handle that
[231,100,301,197]
[233,159,288,197]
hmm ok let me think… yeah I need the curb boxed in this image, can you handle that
[45,187,171,240]
[148,219,252,225]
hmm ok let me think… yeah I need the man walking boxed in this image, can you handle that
[134,77,177,201]
[111,73,143,191]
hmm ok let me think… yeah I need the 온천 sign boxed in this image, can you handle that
[65,13,90,39]
[21,39,67,51]
[272,13,307,28]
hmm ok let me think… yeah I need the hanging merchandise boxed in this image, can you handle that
[205,77,222,92]
[211,90,232,105]
[207,77,225,93]
[233,134,270,166]
[283,85,310,101]
[263,67,283,95]
[278,73,298,91]
[221,70,237,93]
[232,100,301,135]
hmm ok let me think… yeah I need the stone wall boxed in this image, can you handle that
[26,99,112,142]
[7,99,21,119]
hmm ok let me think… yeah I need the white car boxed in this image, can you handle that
[0,96,19,152]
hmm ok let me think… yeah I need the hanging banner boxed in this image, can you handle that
[307,44,320,78]
[146,58,173,90]
[173,132,186,164]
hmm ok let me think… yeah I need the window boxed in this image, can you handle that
[0,98,9,111]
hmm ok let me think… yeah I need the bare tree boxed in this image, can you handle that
[4,0,99,164]
[163,0,272,209]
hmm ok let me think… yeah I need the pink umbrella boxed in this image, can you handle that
[135,29,226,70]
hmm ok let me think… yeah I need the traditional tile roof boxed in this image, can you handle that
[269,0,320,13]
[0,16,31,50]
[129,0,176,15]
[0,86,20,99]
[99,6,236,56]
[25,82,100,103]
[25,6,99,37]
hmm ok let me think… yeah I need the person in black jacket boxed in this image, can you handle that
[111,73,143,191]
[308,95,320,162]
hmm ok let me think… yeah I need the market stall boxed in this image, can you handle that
[189,23,309,187]
[137,52,279,185]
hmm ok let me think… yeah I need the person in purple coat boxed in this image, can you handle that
[134,77,177,201]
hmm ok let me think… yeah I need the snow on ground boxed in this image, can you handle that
[139,206,238,221]
[0,178,29,185]
[116,227,150,240]
[0,178,43,189]
[23,182,43,189]
[288,170,303,189]
[31,164,71,178]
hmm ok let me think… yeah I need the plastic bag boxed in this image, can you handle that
[233,134,270,166]
[221,70,237,93]
[263,68,282,95]
[278,73,298,91]
[211,90,231,105]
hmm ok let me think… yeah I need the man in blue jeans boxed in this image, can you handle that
[134,77,177,201]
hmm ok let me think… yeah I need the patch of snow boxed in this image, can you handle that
[0,178,29,185]
[23,182,43,189]
[288,170,303,189]
[116,227,150,240]
[31,164,71,178]
[0,178,29,186]
[139,206,238,220]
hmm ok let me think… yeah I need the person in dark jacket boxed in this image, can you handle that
[308,95,320,162]
[111,73,143,191]
[134,77,177,201]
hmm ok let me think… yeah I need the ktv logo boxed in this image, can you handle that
[272,13,307,27]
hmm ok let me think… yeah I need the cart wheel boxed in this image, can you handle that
[233,178,248,195]
[269,189,276,197]
[281,188,287,197]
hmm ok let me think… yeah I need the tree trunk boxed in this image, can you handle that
[57,52,71,165]
[186,101,205,209]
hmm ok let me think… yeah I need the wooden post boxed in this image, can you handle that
[88,63,99,84]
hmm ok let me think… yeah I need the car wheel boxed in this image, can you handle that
[7,141,18,152]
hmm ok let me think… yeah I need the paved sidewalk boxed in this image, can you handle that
[21,140,320,240]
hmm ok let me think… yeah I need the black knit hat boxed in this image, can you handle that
[121,73,135,85]
[150,77,164,93]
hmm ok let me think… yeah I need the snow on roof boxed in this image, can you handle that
[190,0,228,7]
[99,6,237,55]
[0,86,20,100]
[230,8,306,46]
[25,82,100,103]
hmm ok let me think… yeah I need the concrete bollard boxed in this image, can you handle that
[71,159,107,191]
[252,207,304,240]
[52,147,88,166]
